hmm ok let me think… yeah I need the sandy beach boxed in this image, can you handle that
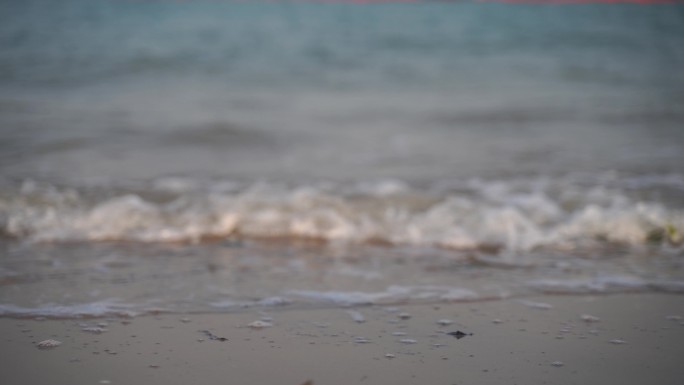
[2,293,683,385]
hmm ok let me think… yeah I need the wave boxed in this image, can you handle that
[0,300,140,319]
[1,177,683,252]
[3,277,683,318]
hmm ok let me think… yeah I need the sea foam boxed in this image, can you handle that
[1,178,682,252]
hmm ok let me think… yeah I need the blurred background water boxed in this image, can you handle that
[1,0,684,316]
[1,0,683,182]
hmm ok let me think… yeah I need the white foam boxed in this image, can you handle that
[288,285,480,306]
[257,297,292,306]
[0,300,138,318]
[518,300,553,310]
[529,276,648,294]
[347,310,366,323]
[2,178,682,252]
[288,288,407,306]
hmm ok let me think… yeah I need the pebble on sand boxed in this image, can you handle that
[248,320,273,329]
[36,339,62,349]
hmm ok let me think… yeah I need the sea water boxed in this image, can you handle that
[1,0,683,317]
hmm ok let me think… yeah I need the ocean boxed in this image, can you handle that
[1,0,683,317]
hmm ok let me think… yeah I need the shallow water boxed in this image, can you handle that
[1,235,682,317]
[1,0,683,317]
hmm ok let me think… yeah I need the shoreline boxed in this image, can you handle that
[2,293,683,385]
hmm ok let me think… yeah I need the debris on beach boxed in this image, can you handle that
[447,330,473,339]
[81,326,108,334]
[398,312,412,320]
[385,353,396,359]
[398,339,417,344]
[391,331,407,336]
[36,339,62,349]
[492,319,504,324]
[200,330,228,341]
[580,314,601,323]
[247,320,273,329]
[354,337,371,344]
[179,317,191,323]
[437,319,453,326]
[551,361,564,367]
[609,339,627,345]
[347,310,366,323]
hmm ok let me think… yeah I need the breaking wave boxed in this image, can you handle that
[1,177,683,252]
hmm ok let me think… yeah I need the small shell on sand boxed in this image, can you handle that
[36,339,62,349]
[247,320,272,329]
[399,339,417,344]
[580,314,601,323]
[609,339,627,345]
[437,319,453,326]
[551,361,564,367]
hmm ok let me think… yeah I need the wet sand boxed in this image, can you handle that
[2,294,683,385]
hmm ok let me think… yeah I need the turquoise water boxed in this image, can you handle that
[1,1,683,181]
[2,1,684,180]
[2,1,683,90]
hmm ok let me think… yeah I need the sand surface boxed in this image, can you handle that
[2,294,683,385]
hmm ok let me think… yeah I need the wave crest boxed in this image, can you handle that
[2,178,682,251]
